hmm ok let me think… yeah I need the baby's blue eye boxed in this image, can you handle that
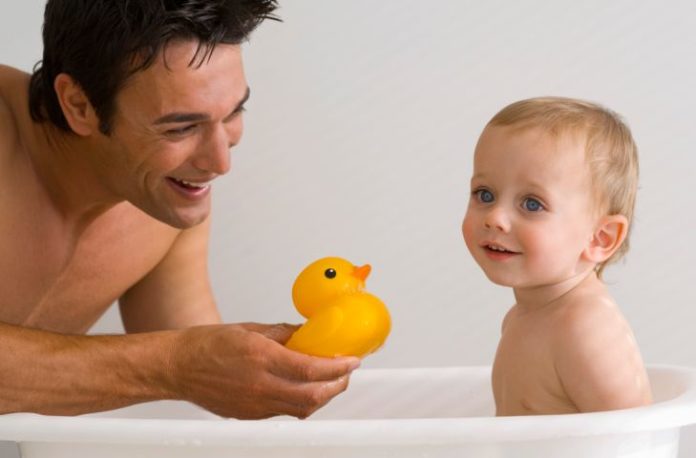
[476,189,495,203]
[523,198,543,212]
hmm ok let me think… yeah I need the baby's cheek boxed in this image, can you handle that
[463,216,487,266]
[461,213,476,247]
[516,225,549,257]
[519,225,572,274]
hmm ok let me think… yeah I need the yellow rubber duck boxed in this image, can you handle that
[285,257,391,358]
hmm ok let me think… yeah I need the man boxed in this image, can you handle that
[0,0,359,419]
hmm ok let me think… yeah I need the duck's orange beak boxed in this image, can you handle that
[352,264,372,282]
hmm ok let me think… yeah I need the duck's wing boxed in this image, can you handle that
[285,305,344,356]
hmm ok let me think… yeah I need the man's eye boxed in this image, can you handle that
[224,106,246,122]
[522,197,544,212]
[474,189,494,203]
[167,125,197,135]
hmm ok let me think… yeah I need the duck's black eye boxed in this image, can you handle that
[324,268,337,279]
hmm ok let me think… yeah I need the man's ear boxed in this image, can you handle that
[53,73,99,136]
[582,214,628,264]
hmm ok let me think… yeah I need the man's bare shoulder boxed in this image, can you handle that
[0,95,13,144]
[0,64,28,108]
[0,65,27,166]
[0,63,21,89]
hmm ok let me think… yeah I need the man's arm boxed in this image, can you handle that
[0,322,177,415]
[116,214,360,419]
[167,322,360,419]
[118,216,220,332]
[0,319,359,418]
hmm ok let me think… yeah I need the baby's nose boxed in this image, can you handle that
[484,206,511,233]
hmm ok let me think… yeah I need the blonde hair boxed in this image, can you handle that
[487,97,639,277]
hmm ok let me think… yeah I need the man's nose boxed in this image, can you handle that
[484,205,511,233]
[193,121,242,175]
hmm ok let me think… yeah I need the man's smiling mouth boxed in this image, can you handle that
[168,177,211,190]
[166,177,214,199]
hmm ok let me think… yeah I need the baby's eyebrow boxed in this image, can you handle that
[469,174,491,187]
[523,181,551,194]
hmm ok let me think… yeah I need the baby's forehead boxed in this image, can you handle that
[475,124,589,164]
[482,122,588,146]
[473,126,593,187]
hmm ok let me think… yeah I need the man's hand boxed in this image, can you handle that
[168,323,361,419]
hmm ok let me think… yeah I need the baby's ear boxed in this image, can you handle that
[582,215,628,264]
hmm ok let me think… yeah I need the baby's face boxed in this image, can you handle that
[462,125,598,289]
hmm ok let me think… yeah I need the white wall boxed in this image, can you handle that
[216,0,696,370]
[3,0,696,454]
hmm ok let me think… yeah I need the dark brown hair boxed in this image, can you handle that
[29,0,279,134]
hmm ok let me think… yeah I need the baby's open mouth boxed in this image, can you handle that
[484,244,520,254]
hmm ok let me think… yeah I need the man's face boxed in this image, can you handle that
[93,41,248,228]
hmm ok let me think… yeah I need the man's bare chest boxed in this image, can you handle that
[0,204,178,333]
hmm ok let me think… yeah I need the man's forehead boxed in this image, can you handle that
[134,41,242,79]
[116,42,246,111]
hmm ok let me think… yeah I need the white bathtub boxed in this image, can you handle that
[1,365,696,458]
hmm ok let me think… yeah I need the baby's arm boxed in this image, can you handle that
[553,299,652,413]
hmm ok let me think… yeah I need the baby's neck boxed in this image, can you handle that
[512,270,603,311]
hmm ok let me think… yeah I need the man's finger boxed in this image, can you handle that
[271,350,361,382]
[273,375,352,419]
[239,322,299,343]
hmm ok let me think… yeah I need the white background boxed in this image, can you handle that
[2,0,695,455]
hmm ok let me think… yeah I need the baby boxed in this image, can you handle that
[462,97,652,416]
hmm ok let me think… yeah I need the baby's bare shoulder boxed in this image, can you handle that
[500,304,519,332]
[552,288,625,337]
[550,286,638,371]
[550,289,651,411]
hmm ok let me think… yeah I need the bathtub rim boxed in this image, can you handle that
[1,364,695,447]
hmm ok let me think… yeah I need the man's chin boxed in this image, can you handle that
[139,204,210,229]
[163,211,209,229]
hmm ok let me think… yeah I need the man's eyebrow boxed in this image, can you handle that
[153,112,209,125]
[153,86,251,125]
[235,86,251,112]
